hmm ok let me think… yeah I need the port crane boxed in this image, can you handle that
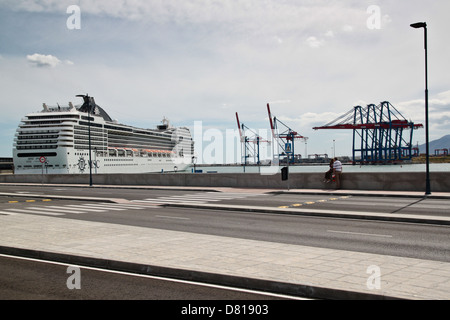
[267,103,308,164]
[235,112,269,166]
[313,101,423,164]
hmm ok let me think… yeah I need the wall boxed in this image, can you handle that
[0,171,448,192]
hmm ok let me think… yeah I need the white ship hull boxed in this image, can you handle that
[14,147,191,174]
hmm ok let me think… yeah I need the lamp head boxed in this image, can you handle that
[410,22,427,29]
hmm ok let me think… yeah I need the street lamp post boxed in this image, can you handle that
[88,102,93,187]
[77,94,93,186]
[410,22,431,195]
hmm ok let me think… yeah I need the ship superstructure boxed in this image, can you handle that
[13,95,194,174]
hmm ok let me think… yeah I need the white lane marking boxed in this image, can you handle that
[157,197,216,202]
[27,207,76,215]
[64,205,107,212]
[155,215,190,220]
[0,210,18,215]
[135,199,207,204]
[327,230,393,238]
[79,204,127,211]
[5,208,64,216]
[107,203,155,209]
[158,197,222,201]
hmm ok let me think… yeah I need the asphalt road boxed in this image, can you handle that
[0,254,293,300]
[0,185,449,262]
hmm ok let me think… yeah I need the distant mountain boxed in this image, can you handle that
[418,134,450,154]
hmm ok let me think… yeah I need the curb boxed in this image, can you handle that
[0,183,223,193]
[0,192,122,203]
[270,190,450,199]
[163,203,450,226]
[0,245,402,300]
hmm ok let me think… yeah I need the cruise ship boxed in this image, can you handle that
[13,95,194,174]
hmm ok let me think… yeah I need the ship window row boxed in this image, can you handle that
[17,130,60,135]
[100,128,174,140]
[107,142,174,150]
[110,152,171,158]
[16,145,58,150]
[74,128,104,134]
[105,127,172,139]
[16,152,57,158]
[107,135,173,143]
[74,143,105,148]
[74,136,105,141]
[16,140,58,145]
[74,125,104,133]
[107,137,173,148]
[16,164,68,169]
[17,135,59,140]
[23,120,64,125]
[19,124,72,130]
[74,133,104,139]
[104,158,135,161]
[74,142,105,148]
[108,133,171,143]
[27,115,80,120]
[104,124,132,132]
[107,144,174,152]
[78,121,103,128]
[132,130,171,138]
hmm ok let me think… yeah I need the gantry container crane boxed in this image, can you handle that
[313,101,423,164]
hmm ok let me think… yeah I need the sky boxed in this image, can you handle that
[0,0,449,163]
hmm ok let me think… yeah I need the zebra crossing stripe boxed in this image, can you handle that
[45,206,90,213]
[5,208,64,216]
[0,201,160,217]
[108,204,151,209]
[134,199,206,204]
[79,203,128,211]
[158,196,222,201]
[0,210,17,216]
[157,197,220,202]
[28,206,83,214]
[133,192,267,205]
[64,205,107,212]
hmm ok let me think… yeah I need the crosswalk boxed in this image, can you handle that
[0,202,158,217]
[0,192,265,217]
[131,192,265,205]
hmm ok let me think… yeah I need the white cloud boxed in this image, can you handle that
[26,53,61,68]
[306,36,324,48]
[2,1,374,45]
[26,54,74,68]
[342,25,353,33]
